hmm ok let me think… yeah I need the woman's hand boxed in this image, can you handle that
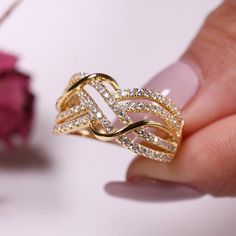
[105,0,236,201]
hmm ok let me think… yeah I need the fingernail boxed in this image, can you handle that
[144,60,200,109]
[107,61,202,201]
[105,179,203,202]
[113,60,200,127]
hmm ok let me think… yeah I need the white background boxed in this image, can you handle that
[1,0,236,236]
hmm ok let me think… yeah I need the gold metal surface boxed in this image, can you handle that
[54,72,184,162]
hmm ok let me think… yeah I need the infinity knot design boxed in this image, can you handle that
[54,73,184,162]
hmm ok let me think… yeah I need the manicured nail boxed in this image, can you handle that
[113,60,200,128]
[143,60,200,109]
[107,60,202,201]
[105,179,203,202]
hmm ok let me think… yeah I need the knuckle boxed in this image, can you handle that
[187,1,236,83]
[205,1,236,42]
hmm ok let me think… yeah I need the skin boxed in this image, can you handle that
[125,0,236,197]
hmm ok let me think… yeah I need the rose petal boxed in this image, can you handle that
[0,71,30,113]
[18,93,34,140]
[0,51,17,74]
[0,51,34,148]
[0,109,19,141]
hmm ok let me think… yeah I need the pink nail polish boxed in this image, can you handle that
[144,61,200,109]
[112,61,200,129]
[107,61,202,201]
[105,179,203,202]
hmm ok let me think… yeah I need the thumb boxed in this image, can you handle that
[105,0,236,201]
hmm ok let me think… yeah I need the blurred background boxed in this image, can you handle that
[1,0,236,236]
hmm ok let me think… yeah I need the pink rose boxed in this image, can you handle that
[0,51,34,148]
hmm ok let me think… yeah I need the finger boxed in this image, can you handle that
[183,0,236,135]
[106,0,236,200]
[112,0,236,135]
[105,179,203,202]
[126,114,236,197]
[106,114,236,201]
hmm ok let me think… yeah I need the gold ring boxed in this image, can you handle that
[53,72,184,162]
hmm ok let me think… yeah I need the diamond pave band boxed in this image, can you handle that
[54,73,184,162]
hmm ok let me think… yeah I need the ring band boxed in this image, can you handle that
[54,72,184,162]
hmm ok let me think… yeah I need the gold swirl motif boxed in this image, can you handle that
[54,73,184,162]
